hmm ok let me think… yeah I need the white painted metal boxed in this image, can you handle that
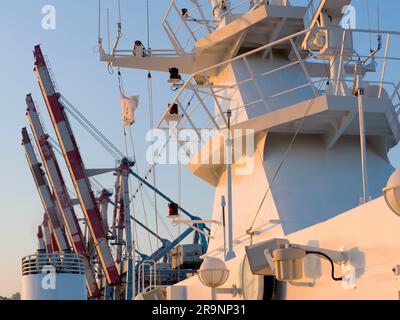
[357,90,369,204]
[102,0,400,300]
[21,253,86,300]
[225,110,235,260]
[138,260,157,294]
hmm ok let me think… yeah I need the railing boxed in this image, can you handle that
[111,49,189,59]
[44,55,59,93]
[162,0,274,54]
[138,260,157,293]
[155,27,400,142]
[303,0,324,29]
[21,253,85,276]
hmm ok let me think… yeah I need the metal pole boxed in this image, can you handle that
[132,240,136,299]
[357,92,369,204]
[122,159,134,300]
[355,60,369,204]
[226,110,235,260]
[211,287,217,300]
[221,196,227,260]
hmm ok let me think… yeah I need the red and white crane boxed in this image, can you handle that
[33,45,120,285]
[22,128,70,253]
[26,94,101,297]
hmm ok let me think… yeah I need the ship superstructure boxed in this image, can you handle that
[99,0,400,299]
[20,0,400,300]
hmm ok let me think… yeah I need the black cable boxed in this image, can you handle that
[306,251,343,281]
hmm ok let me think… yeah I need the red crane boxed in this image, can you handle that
[22,128,70,253]
[26,94,101,297]
[33,45,120,285]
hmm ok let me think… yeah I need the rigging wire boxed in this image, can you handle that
[128,127,154,252]
[146,0,151,50]
[140,185,175,239]
[98,0,101,43]
[106,8,113,74]
[49,134,104,195]
[118,0,122,25]
[178,144,182,237]
[247,37,346,234]
[129,96,194,200]
[147,71,160,248]
[118,68,155,252]
[60,95,125,159]
[107,8,111,54]
[377,0,380,36]
[366,0,372,50]
[145,0,161,247]
[58,139,107,191]
[124,130,141,253]
[63,105,119,159]
[118,67,150,253]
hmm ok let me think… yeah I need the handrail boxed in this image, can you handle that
[156,27,400,135]
[162,0,269,54]
[156,27,313,133]
[22,253,85,276]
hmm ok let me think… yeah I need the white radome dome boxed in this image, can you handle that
[383,169,400,217]
[198,257,229,288]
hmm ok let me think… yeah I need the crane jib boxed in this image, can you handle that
[33,45,120,286]
[25,94,101,297]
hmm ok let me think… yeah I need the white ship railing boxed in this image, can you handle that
[156,27,400,141]
[162,0,275,54]
[303,0,323,29]
[21,253,85,276]
[137,260,157,293]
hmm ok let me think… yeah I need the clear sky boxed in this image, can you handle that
[0,0,399,297]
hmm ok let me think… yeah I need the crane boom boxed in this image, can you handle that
[33,45,120,285]
[22,128,70,252]
[26,94,101,297]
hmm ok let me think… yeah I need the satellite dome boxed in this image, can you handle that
[383,169,400,217]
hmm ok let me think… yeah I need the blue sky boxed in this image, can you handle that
[0,0,399,297]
